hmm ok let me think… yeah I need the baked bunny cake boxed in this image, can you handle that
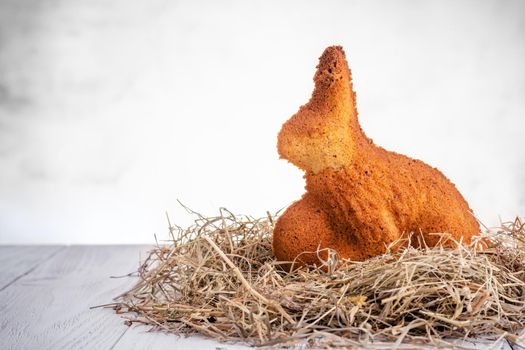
[273,46,479,267]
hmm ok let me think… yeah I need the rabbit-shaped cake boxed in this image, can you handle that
[273,46,479,266]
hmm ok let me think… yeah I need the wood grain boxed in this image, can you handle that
[114,327,514,350]
[114,328,251,350]
[0,245,150,350]
[0,245,64,291]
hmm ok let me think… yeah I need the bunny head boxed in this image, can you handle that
[277,46,363,174]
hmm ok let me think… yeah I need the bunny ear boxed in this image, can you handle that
[310,46,357,114]
[315,46,350,81]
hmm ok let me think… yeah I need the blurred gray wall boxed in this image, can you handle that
[0,0,524,243]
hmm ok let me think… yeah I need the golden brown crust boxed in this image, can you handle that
[273,46,480,267]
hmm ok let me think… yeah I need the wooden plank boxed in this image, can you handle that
[0,245,151,350]
[0,245,65,291]
[113,328,514,350]
[447,339,513,350]
[113,329,251,350]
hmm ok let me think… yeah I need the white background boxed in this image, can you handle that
[0,0,524,244]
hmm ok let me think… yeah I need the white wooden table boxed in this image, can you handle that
[0,246,519,350]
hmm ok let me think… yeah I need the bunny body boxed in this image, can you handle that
[273,46,479,265]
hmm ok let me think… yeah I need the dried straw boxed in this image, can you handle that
[111,207,525,349]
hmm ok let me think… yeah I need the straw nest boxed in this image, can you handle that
[112,206,525,349]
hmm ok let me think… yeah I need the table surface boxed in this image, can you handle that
[0,245,520,350]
